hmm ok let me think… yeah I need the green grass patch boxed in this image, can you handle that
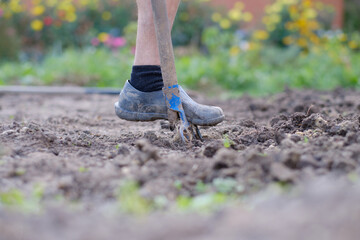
[0,44,359,96]
[176,193,229,212]
[0,48,132,88]
[0,185,44,213]
[116,179,244,215]
[117,181,152,215]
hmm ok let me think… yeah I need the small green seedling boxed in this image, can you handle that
[176,193,228,212]
[223,134,234,148]
[78,167,89,173]
[0,189,24,207]
[117,180,151,215]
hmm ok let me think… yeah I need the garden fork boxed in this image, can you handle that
[151,0,202,143]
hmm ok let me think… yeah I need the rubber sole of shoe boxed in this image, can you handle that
[114,102,224,126]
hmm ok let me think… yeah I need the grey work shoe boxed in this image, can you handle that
[115,81,224,126]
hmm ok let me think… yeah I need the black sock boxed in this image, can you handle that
[129,65,164,92]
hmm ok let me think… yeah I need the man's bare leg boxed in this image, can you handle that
[134,0,180,66]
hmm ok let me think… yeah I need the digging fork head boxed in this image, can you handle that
[163,84,193,143]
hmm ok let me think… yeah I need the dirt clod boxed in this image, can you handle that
[270,162,297,182]
[135,139,160,164]
[203,141,223,158]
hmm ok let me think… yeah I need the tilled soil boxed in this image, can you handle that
[1,88,360,240]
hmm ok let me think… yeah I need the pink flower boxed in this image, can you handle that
[0,8,3,18]
[91,38,100,46]
[112,37,127,48]
[104,36,127,49]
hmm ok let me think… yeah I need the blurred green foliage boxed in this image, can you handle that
[172,1,214,46]
[0,38,359,95]
[0,48,132,87]
[0,0,359,95]
[0,20,20,61]
[0,185,44,213]
[117,181,152,215]
[344,0,360,33]
[178,35,360,95]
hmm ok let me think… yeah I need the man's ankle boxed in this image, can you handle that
[129,65,164,92]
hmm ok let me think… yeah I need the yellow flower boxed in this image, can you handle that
[302,0,312,8]
[98,32,109,42]
[339,33,347,42]
[32,5,45,16]
[283,36,294,45]
[9,0,24,13]
[348,41,358,49]
[297,18,307,29]
[229,46,240,56]
[228,9,241,21]
[253,30,269,40]
[220,19,231,29]
[310,35,320,45]
[31,19,44,31]
[297,38,308,47]
[304,9,317,19]
[66,12,77,22]
[102,11,112,21]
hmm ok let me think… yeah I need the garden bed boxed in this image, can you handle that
[0,88,360,239]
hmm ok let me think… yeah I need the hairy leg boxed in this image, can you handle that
[134,0,180,66]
